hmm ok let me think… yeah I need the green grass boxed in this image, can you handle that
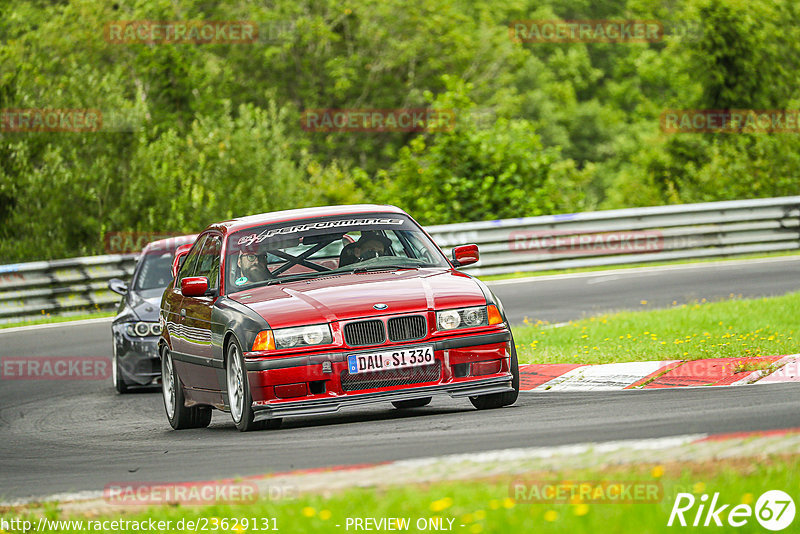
[513,292,799,365]
[3,455,798,533]
[477,250,800,282]
[0,310,115,329]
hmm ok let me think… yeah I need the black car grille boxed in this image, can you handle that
[340,361,441,392]
[343,319,385,346]
[387,315,427,342]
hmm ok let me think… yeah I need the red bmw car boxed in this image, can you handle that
[159,205,519,431]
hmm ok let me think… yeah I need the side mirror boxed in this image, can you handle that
[108,278,128,295]
[452,244,479,268]
[181,276,209,297]
[172,243,193,278]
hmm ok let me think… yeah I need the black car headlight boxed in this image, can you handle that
[125,322,162,337]
[273,324,333,349]
[436,305,502,331]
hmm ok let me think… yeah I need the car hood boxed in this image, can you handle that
[128,290,163,322]
[227,269,486,328]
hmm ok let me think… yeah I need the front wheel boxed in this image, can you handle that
[469,337,520,410]
[226,340,282,431]
[112,345,128,394]
[161,347,211,429]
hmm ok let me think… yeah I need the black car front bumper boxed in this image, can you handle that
[112,324,161,386]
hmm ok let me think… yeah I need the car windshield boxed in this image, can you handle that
[225,213,449,292]
[133,250,176,291]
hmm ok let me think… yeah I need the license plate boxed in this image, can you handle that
[347,346,434,374]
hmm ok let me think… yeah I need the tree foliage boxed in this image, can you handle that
[1,0,798,261]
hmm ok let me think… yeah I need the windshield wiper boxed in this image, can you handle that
[264,272,338,285]
[350,265,419,274]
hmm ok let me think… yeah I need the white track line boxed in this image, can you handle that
[534,360,675,391]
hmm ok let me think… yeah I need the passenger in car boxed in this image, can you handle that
[339,233,392,267]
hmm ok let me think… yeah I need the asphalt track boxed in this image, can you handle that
[1,257,799,502]
[490,256,800,324]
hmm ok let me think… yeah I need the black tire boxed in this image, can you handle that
[469,335,520,410]
[112,346,128,394]
[161,347,212,429]
[226,339,271,432]
[392,397,432,409]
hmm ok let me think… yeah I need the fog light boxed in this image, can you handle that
[274,383,308,399]
[471,360,502,376]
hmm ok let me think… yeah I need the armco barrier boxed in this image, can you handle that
[0,255,136,324]
[426,196,800,276]
[1,196,798,323]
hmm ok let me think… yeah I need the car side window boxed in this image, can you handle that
[178,235,208,280]
[196,235,222,289]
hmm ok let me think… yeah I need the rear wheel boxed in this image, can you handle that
[469,337,520,410]
[392,397,432,409]
[161,347,212,429]
[226,340,282,431]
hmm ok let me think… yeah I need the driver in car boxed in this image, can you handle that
[339,233,392,267]
[235,249,270,285]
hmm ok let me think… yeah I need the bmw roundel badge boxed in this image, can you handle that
[373,303,388,310]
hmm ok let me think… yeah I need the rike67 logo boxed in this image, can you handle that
[668,490,795,530]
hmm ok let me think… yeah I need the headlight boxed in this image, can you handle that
[462,307,485,327]
[436,306,497,331]
[437,310,462,330]
[125,322,162,337]
[273,324,332,349]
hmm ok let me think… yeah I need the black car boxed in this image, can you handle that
[108,235,196,393]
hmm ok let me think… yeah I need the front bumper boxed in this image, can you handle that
[251,375,512,421]
[112,325,161,386]
[245,330,514,420]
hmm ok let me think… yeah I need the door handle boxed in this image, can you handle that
[180,309,186,318]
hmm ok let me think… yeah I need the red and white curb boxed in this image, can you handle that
[520,354,800,391]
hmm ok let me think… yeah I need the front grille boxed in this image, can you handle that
[340,361,441,392]
[387,315,427,342]
[343,319,385,346]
